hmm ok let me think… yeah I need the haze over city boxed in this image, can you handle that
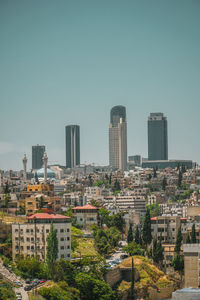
[1,0,200,170]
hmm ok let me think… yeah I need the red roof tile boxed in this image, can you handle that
[151,217,157,220]
[72,204,99,210]
[27,213,70,219]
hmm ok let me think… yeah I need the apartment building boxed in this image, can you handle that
[151,216,181,243]
[12,213,71,261]
[72,204,99,228]
[115,194,146,215]
[24,194,61,215]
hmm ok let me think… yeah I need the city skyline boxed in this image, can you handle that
[1,0,200,170]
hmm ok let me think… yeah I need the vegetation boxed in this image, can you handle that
[152,239,164,265]
[142,208,152,246]
[191,224,196,243]
[46,223,58,279]
[119,256,173,295]
[174,226,182,254]
[127,224,133,243]
[146,203,160,218]
[92,225,121,255]
[39,281,80,300]
[123,242,144,256]
[0,279,16,300]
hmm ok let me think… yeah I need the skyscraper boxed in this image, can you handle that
[148,113,168,160]
[32,145,45,170]
[109,105,127,171]
[65,125,80,169]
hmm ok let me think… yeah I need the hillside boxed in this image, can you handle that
[118,256,174,297]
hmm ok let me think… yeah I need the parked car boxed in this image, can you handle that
[14,281,23,287]
[24,284,32,291]
[25,278,31,284]
[39,279,46,284]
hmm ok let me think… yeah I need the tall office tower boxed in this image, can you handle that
[65,125,80,168]
[109,105,127,171]
[148,113,168,160]
[32,145,45,170]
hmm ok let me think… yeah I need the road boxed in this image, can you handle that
[0,259,28,300]
[106,240,127,264]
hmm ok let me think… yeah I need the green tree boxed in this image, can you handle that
[186,233,191,244]
[135,226,140,244]
[127,224,133,244]
[178,170,182,188]
[191,224,196,243]
[152,239,164,265]
[153,167,157,178]
[98,208,111,228]
[111,212,125,233]
[142,208,152,246]
[4,193,11,210]
[162,177,167,191]
[113,179,121,192]
[123,242,144,256]
[172,254,184,272]
[147,203,160,218]
[4,182,10,194]
[46,223,58,278]
[175,226,182,254]
[54,260,76,285]
[75,272,116,300]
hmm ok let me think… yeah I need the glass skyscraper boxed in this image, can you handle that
[65,125,80,169]
[32,144,45,170]
[109,105,127,171]
[148,113,168,161]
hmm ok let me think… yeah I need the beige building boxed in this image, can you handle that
[12,213,71,261]
[151,216,181,243]
[23,194,61,215]
[72,204,99,228]
[183,244,200,288]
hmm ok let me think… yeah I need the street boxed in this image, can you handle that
[0,259,28,300]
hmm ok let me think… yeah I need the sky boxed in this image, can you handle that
[0,0,200,171]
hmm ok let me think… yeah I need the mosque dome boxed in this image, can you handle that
[36,168,55,179]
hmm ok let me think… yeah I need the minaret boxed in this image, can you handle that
[22,154,27,180]
[43,152,48,184]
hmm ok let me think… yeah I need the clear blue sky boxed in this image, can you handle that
[0,0,200,170]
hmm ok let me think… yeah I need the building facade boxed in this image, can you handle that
[148,113,168,161]
[65,125,80,169]
[32,145,45,170]
[12,213,71,261]
[183,244,200,288]
[72,204,99,229]
[109,105,127,171]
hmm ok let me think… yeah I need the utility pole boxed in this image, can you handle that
[130,255,134,299]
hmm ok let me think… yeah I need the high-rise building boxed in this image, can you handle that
[32,145,45,170]
[109,105,127,171]
[148,113,168,161]
[65,125,80,169]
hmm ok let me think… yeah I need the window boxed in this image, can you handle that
[67,229,70,232]
[28,202,32,205]
[15,229,18,232]
[67,245,70,249]
[15,237,18,241]
[26,229,29,233]
[67,237,70,241]
[27,246,30,250]
[60,237,64,241]
[67,254,70,257]
[60,246,64,250]
[31,238,34,242]
[27,238,30,242]
[61,254,64,258]
[60,229,64,233]
[46,229,49,233]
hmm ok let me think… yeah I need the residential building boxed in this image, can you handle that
[65,125,80,169]
[109,105,127,171]
[12,213,71,261]
[32,145,45,170]
[151,216,181,243]
[24,194,61,215]
[27,183,54,196]
[148,113,168,161]
[72,204,99,228]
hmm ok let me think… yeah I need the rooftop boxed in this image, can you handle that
[27,213,70,220]
[72,204,99,210]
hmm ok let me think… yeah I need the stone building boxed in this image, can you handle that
[12,213,71,261]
